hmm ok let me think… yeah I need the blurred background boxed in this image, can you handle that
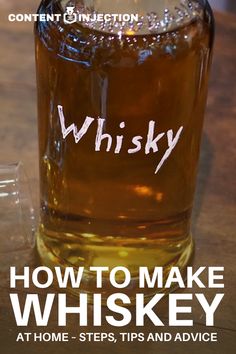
[209,0,236,12]
[0,1,235,354]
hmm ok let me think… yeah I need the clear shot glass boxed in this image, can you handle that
[0,162,36,271]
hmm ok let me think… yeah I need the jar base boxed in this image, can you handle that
[37,229,194,304]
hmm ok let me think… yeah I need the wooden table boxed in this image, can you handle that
[0,1,235,353]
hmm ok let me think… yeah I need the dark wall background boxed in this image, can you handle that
[209,0,236,12]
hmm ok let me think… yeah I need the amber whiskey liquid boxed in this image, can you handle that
[35,0,214,299]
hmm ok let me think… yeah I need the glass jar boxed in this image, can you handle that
[35,0,214,301]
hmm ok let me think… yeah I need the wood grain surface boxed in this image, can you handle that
[0,1,235,354]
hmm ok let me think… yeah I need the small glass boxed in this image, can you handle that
[0,162,36,272]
